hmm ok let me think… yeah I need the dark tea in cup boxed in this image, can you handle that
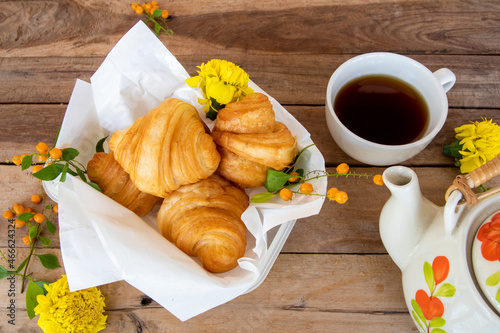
[333,75,429,145]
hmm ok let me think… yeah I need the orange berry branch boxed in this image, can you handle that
[3,135,106,319]
[131,2,173,36]
[251,144,384,204]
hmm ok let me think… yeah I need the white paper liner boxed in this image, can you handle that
[43,21,326,321]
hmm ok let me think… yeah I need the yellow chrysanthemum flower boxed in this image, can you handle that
[186,59,254,120]
[453,118,500,173]
[34,275,107,333]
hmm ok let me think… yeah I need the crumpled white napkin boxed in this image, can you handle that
[44,21,326,321]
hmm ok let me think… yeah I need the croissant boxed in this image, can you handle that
[87,152,161,217]
[157,175,249,273]
[108,98,220,197]
[211,93,298,188]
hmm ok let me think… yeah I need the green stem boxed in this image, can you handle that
[0,249,10,267]
[20,234,37,293]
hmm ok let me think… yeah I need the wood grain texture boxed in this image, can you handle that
[1,0,500,331]
[1,55,500,109]
[0,253,414,332]
[1,0,499,57]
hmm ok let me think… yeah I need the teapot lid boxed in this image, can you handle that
[472,210,500,314]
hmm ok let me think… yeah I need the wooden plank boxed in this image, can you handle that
[0,253,415,332]
[1,55,500,109]
[0,0,498,57]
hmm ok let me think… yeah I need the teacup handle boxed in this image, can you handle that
[433,68,456,93]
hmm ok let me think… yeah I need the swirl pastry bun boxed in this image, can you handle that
[211,93,298,188]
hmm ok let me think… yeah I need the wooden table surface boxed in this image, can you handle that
[1,0,500,332]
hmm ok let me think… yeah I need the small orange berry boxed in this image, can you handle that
[34,213,45,223]
[13,203,24,215]
[36,142,49,154]
[131,3,138,10]
[288,171,300,183]
[145,3,152,10]
[31,194,42,204]
[151,1,157,5]
[24,207,34,220]
[32,165,43,174]
[23,234,33,245]
[49,148,62,160]
[299,182,314,194]
[336,163,349,175]
[161,9,169,18]
[37,154,48,162]
[135,6,144,14]
[3,210,14,220]
[279,188,293,202]
[12,155,22,165]
[12,219,25,229]
[326,188,340,201]
[334,191,348,204]
[373,175,384,186]
[53,204,59,214]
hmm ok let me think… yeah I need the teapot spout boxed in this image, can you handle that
[379,166,440,270]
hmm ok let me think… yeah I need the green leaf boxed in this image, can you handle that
[265,170,292,192]
[34,254,60,269]
[429,316,446,328]
[411,299,427,327]
[496,286,500,303]
[21,155,33,171]
[486,270,500,286]
[61,147,79,161]
[32,163,65,181]
[15,256,29,274]
[443,140,463,158]
[434,283,456,297]
[32,280,49,293]
[65,167,78,177]
[26,280,45,319]
[40,236,51,247]
[29,226,38,241]
[250,192,277,203]
[60,162,69,183]
[96,136,108,153]
[18,212,34,222]
[424,261,435,293]
[153,8,162,17]
[87,182,102,192]
[154,23,161,35]
[75,167,87,182]
[46,220,56,235]
[0,265,10,279]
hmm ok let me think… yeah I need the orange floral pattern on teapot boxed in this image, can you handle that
[477,212,500,303]
[411,256,456,333]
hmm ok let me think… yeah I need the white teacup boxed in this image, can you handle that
[325,52,456,166]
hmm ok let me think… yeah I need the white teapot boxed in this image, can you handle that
[379,157,500,332]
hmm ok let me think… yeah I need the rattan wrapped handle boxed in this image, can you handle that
[446,154,500,204]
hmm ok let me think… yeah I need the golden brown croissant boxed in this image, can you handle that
[108,98,220,197]
[87,152,162,217]
[211,93,298,188]
[157,175,249,273]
